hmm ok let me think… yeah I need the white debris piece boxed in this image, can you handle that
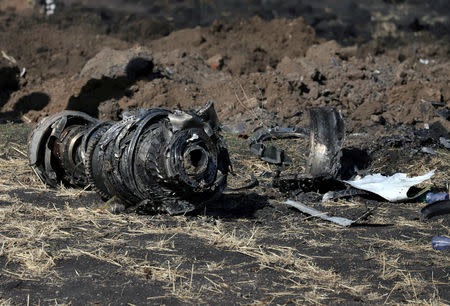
[20,68,26,78]
[419,58,435,65]
[343,170,435,202]
[42,0,56,15]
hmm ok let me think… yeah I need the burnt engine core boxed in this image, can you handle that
[28,102,231,214]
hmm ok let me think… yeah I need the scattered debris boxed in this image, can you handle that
[36,0,57,15]
[431,236,450,251]
[249,106,345,173]
[165,67,174,75]
[249,126,305,166]
[419,58,434,65]
[436,107,450,120]
[285,200,354,227]
[251,126,306,143]
[421,147,437,155]
[330,56,340,66]
[421,200,450,219]
[408,187,431,201]
[426,192,449,204]
[440,137,450,149]
[322,188,368,202]
[20,67,26,78]
[260,170,272,178]
[343,170,435,202]
[250,142,291,165]
[421,98,445,107]
[28,101,231,214]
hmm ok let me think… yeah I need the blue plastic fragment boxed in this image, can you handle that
[432,236,450,251]
[426,192,449,204]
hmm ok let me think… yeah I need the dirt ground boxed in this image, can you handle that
[0,0,449,304]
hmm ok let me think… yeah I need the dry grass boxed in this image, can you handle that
[0,190,374,303]
[155,220,372,303]
[0,298,13,306]
[363,241,449,305]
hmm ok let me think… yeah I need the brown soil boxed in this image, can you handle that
[1,7,449,134]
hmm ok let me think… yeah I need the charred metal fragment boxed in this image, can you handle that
[421,200,450,219]
[249,126,306,165]
[306,107,345,179]
[272,107,346,194]
[28,101,231,214]
[322,188,368,202]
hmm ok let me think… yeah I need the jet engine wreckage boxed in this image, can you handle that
[28,102,444,224]
[28,101,231,214]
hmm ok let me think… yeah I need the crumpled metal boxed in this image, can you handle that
[28,101,231,214]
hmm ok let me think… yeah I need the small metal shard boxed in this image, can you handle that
[421,200,450,219]
[249,126,305,166]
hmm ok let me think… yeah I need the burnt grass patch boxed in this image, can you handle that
[0,124,449,304]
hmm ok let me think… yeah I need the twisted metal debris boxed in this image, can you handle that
[28,101,231,214]
[306,107,345,178]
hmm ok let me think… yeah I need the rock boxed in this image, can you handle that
[79,47,156,81]
[206,54,223,69]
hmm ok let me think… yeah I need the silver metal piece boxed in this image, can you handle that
[285,200,354,227]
